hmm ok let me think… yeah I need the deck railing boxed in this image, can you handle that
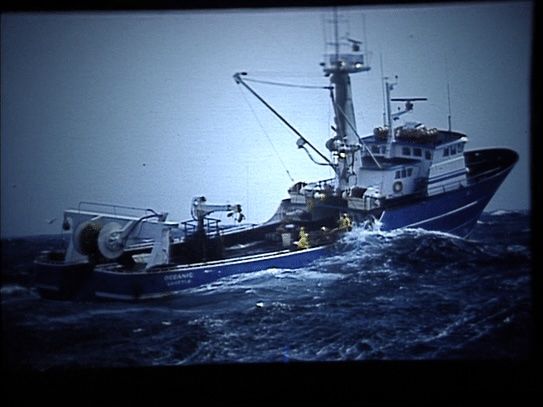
[77,201,161,218]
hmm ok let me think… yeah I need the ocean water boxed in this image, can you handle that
[1,211,533,371]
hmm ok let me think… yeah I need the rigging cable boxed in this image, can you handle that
[445,55,453,133]
[244,78,340,168]
[234,72,335,169]
[237,85,295,183]
[380,53,387,127]
[327,85,335,179]
[243,77,333,91]
[299,144,332,166]
[329,88,382,169]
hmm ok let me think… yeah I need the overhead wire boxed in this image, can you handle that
[236,85,295,183]
[234,72,334,168]
[243,76,333,91]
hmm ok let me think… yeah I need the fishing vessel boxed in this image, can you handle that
[34,12,517,301]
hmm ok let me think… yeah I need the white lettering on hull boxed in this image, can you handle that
[163,272,193,287]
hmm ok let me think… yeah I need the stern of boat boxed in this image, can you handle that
[34,250,94,299]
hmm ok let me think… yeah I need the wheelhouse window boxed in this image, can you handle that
[443,147,450,157]
[425,150,432,160]
[451,145,457,155]
[413,148,422,157]
[395,167,413,179]
[371,145,379,154]
[402,147,411,156]
[457,143,464,153]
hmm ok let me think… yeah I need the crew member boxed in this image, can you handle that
[338,213,353,232]
[294,226,310,250]
[319,226,334,244]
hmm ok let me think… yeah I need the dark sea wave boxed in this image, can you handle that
[1,211,533,371]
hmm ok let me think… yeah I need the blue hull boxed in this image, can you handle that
[379,183,491,237]
[379,171,507,237]
[36,245,330,301]
[377,148,517,237]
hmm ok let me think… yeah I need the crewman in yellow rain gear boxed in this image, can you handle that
[338,213,353,232]
[294,226,310,250]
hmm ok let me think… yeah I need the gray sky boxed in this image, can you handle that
[1,2,532,237]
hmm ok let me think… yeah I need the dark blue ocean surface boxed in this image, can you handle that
[1,211,533,371]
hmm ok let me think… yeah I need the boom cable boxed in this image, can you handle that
[243,77,333,91]
[237,86,295,183]
[329,89,382,169]
[234,72,335,169]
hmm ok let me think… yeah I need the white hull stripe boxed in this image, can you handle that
[97,245,328,275]
[404,200,480,228]
[428,168,466,184]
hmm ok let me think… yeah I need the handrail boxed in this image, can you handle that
[77,201,158,217]
[180,217,222,238]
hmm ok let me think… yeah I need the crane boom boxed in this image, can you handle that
[191,196,244,231]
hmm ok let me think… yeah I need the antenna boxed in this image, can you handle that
[447,82,452,132]
[321,13,327,57]
[445,56,452,132]
[363,13,368,57]
[334,7,339,60]
[380,54,386,126]
[384,75,399,156]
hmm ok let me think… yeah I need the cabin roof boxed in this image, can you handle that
[363,129,466,147]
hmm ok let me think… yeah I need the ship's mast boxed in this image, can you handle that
[384,76,397,156]
[322,11,370,193]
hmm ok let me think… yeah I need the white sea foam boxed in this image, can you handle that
[0,284,30,297]
[489,209,515,216]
